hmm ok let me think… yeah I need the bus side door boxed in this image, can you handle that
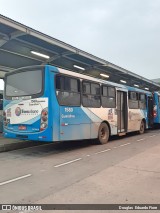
[117,90,128,133]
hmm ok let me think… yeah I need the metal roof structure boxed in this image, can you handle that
[0,14,160,92]
[152,78,160,85]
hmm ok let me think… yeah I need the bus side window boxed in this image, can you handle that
[70,78,80,92]
[55,75,80,106]
[82,82,90,94]
[128,91,139,109]
[56,75,64,90]
[108,87,116,98]
[82,81,91,107]
[91,83,101,108]
[82,81,101,108]
[139,94,146,109]
[159,96,160,108]
[101,86,116,108]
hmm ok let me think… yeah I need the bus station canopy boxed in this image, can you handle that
[0,14,160,92]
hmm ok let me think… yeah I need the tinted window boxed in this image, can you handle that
[102,97,116,108]
[102,86,116,108]
[129,92,138,100]
[82,94,90,107]
[5,70,43,97]
[102,86,108,96]
[129,91,139,109]
[139,94,146,109]
[108,87,115,97]
[56,76,64,90]
[56,75,80,106]
[90,95,101,107]
[56,91,80,106]
[82,81,100,108]
[140,94,145,101]
[65,77,70,91]
[82,82,90,94]
[70,78,79,92]
[91,83,100,95]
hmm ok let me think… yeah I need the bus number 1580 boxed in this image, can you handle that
[65,108,73,112]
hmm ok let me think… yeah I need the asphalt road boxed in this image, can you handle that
[0,129,160,212]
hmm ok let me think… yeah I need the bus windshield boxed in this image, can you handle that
[5,70,43,98]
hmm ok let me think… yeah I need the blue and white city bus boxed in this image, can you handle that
[3,65,153,144]
[153,92,160,125]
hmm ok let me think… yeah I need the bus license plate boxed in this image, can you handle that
[19,125,26,130]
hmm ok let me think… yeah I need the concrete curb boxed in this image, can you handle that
[0,141,43,153]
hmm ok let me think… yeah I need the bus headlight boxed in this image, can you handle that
[41,109,48,121]
[42,116,47,122]
[42,110,48,116]
[40,123,47,131]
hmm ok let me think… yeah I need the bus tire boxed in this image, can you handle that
[98,122,109,144]
[139,120,145,134]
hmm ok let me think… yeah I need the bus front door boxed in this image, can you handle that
[117,91,128,134]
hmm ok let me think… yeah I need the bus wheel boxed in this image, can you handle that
[139,120,145,134]
[98,123,109,144]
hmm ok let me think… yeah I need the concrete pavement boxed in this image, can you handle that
[39,143,160,204]
[0,134,42,152]
[0,129,160,209]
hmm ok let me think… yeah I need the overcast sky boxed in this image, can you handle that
[0,0,160,86]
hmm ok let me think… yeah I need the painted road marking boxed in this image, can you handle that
[54,158,82,168]
[119,143,131,147]
[137,138,145,142]
[95,143,131,154]
[0,174,32,186]
[95,149,111,155]
[113,143,130,149]
[149,135,156,137]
